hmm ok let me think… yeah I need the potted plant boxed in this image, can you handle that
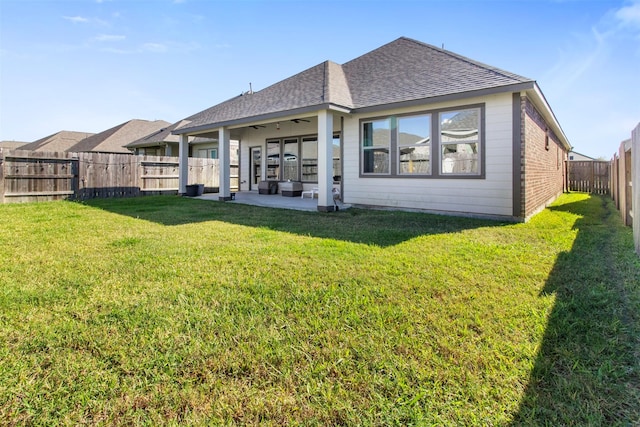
[185,184,204,197]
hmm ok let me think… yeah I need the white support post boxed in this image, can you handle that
[218,127,232,201]
[317,110,334,212]
[178,134,189,194]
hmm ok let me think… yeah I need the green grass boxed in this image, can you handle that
[0,193,638,425]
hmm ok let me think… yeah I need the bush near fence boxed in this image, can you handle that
[0,149,238,204]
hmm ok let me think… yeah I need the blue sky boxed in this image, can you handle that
[1,0,639,159]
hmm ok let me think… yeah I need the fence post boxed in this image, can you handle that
[0,149,4,204]
[632,123,639,255]
[71,152,79,200]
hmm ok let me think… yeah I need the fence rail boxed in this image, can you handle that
[0,149,238,204]
[567,161,610,195]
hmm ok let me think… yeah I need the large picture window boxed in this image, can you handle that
[440,108,480,175]
[362,119,390,174]
[398,114,431,175]
[360,105,483,178]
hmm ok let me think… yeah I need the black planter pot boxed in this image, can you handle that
[185,184,204,197]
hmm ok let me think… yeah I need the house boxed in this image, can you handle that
[0,141,29,150]
[568,151,595,161]
[173,37,571,221]
[68,119,170,154]
[124,120,184,156]
[124,119,228,159]
[18,131,94,152]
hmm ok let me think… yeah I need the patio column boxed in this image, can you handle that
[178,134,189,194]
[317,110,334,212]
[218,126,232,201]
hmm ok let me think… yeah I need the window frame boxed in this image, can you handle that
[266,133,341,183]
[397,113,432,176]
[361,118,392,175]
[359,104,485,179]
[438,107,482,177]
[301,136,318,183]
[282,137,299,181]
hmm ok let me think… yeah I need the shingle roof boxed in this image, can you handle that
[125,120,190,148]
[175,37,533,134]
[19,130,95,152]
[342,37,532,109]
[179,61,341,131]
[68,119,170,153]
[0,141,29,150]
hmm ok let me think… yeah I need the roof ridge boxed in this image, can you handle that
[324,60,354,109]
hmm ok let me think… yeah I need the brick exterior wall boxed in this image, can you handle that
[520,96,567,219]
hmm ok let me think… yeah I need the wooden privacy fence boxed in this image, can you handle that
[567,161,610,195]
[0,149,239,204]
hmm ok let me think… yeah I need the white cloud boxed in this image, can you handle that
[63,16,89,24]
[100,47,133,54]
[615,1,640,28]
[142,43,167,53]
[94,34,126,42]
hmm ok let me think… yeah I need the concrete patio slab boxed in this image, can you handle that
[196,191,349,212]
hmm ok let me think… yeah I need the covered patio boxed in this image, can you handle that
[196,191,349,212]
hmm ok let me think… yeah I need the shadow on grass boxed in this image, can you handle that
[82,195,505,247]
[512,195,640,425]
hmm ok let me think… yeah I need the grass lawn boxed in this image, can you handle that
[0,193,638,425]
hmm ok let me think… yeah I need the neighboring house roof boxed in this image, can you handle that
[191,136,218,144]
[0,140,29,150]
[175,37,535,135]
[19,131,95,152]
[568,150,596,161]
[125,119,190,149]
[68,119,170,153]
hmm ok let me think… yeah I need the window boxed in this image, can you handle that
[266,134,339,182]
[140,147,163,156]
[360,105,483,178]
[398,114,431,175]
[283,138,299,181]
[362,119,390,174]
[332,134,341,181]
[440,108,480,175]
[301,137,318,182]
[266,140,280,180]
[197,148,218,159]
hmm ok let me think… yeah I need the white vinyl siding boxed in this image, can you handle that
[345,93,514,217]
